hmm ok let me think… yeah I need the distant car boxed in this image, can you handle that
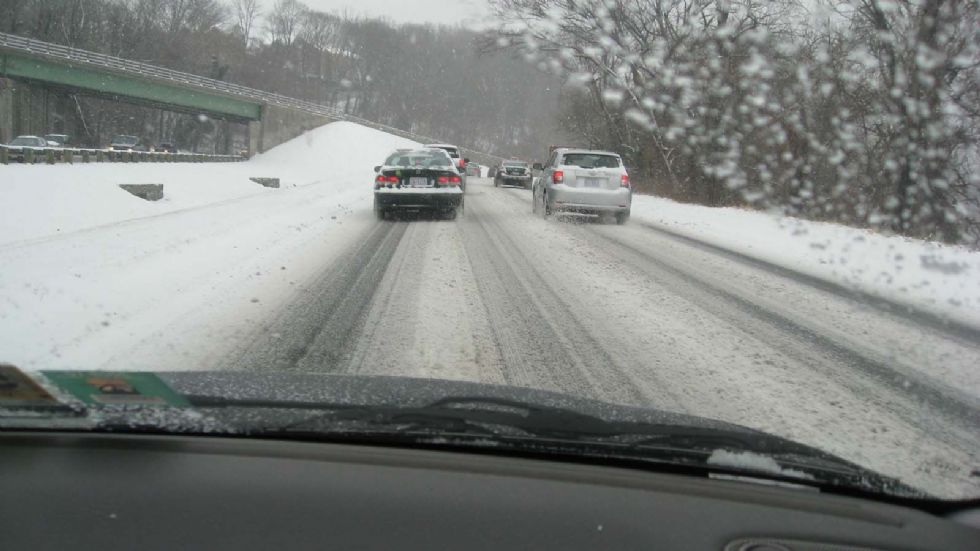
[2,135,49,161]
[465,163,481,177]
[494,160,532,189]
[109,135,147,152]
[44,134,72,147]
[424,144,469,190]
[154,142,177,153]
[373,148,464,220]
[532,148,631,224]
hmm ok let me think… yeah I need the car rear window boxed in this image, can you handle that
[10,137,41,146]
[434,147,459,158]
[561,153,620,168]
[385,151,452,167]
[112,136,139,145]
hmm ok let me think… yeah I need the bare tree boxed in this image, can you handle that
[267,0,304,46]
[489,0,980,244]
[232,0,261,48]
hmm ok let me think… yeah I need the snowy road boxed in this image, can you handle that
[4,123,978,497]
[212,177,980,498]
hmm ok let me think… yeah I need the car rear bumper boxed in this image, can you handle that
[499,176,531,186]
[549,186,631,212]
[375,189,463,210]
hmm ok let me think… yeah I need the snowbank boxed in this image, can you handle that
[631,195,980,330]
[0,122,417,245]
[0,122,417,371]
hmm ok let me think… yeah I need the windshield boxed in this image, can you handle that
[385,150,452,167]
[430,146,460,158]
[110,135,139,145]
[9,137,41,146]
[561,154,620,169]
[1,0,978,503]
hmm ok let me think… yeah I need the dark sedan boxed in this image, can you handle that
[373,148,464,220]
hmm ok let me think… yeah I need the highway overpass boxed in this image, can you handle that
[0,32,344,155]
[0,32,506,162]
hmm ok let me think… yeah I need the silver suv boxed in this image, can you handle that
[532,148,631,224]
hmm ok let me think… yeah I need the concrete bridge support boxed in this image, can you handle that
[247,103,335,156]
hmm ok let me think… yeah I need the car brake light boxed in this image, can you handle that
[552,170,564,184]
[375,174,385,183]
[621,174,630,187]
[386,175,399,183]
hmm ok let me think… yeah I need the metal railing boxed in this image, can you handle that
[0,144,244,165]
[0,32,507,162]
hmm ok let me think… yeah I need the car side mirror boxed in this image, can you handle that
[373,165,381,173]
[532,163,543,171]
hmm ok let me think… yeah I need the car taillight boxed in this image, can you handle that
[621,174,630,187]
[375,174,385,184]
[552,170,564,184]
[387,175,399,183]
[437,175,461,186]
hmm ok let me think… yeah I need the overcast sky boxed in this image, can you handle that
[301,0,491,26]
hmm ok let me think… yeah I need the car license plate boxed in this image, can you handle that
[583,178,602,188]
[410,177,430,187]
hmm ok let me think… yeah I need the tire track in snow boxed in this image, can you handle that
[219,220,406,372]
[579,225,980,429]
[457,192,653,408]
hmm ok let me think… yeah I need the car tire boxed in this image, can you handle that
[541,194,552,219]
[616,211,630,225]
[374,196,385,220]
[532,189,539,213]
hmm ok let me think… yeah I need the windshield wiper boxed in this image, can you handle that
[182,394,888,484]
[67,392,917,496]
[190,394,758,443]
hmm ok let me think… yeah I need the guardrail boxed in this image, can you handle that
[0,32,509,162]
[0,145,244,165]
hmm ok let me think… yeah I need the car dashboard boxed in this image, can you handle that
[1,432,977,550]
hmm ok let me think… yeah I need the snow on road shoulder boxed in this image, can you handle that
[0,121,418,246]
[0,122,418,371]
[630,195,980,330]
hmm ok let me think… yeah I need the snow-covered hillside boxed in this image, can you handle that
[0,122,418,244]
[0,122,417,370]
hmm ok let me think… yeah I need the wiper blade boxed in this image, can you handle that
[189,394,830,459]
[181,394,914,493]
